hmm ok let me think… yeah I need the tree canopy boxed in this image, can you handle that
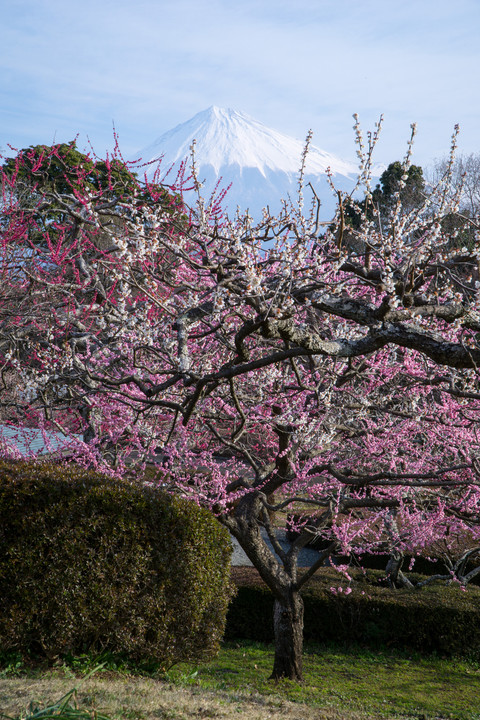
[372,159,425,210]
[344,159,425,232]
[1,140,186,231]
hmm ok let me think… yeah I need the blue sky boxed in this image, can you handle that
[1,0,479,168]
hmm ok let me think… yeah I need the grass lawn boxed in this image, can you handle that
[1,641,480,720]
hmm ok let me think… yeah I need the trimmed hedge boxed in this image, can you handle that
[227,567,480,658]
[0,460,233,667]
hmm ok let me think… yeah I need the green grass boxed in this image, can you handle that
[163,641,480,719]
[3,642,480,720]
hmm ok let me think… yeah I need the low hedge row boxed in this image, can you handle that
[226,567,480,658]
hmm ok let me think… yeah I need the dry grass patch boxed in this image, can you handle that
[0,676,367,720]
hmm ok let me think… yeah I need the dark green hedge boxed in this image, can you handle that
[0,460,233,667]
[227,567,480,658]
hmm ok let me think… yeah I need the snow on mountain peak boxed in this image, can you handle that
[134,107,369,219]
[137,106,358,179]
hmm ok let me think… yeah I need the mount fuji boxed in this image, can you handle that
[134,106,366,220]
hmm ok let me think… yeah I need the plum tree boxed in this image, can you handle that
[1,120,480,679]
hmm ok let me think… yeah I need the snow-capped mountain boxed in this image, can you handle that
[134,106,365,220]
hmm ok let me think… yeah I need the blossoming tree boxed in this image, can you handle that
[1,122,480,679]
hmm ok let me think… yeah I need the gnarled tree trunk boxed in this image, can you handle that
[270,590,304,681]
[221,494,306,682]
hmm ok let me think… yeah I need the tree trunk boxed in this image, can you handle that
[270,590,304,681]
[385,549,404,588]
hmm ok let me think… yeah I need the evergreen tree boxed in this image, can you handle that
[372,160,425,212]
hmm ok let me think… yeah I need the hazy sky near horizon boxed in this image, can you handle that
[1,0,479,168]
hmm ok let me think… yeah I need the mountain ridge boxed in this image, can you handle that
[134,106,373,219]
